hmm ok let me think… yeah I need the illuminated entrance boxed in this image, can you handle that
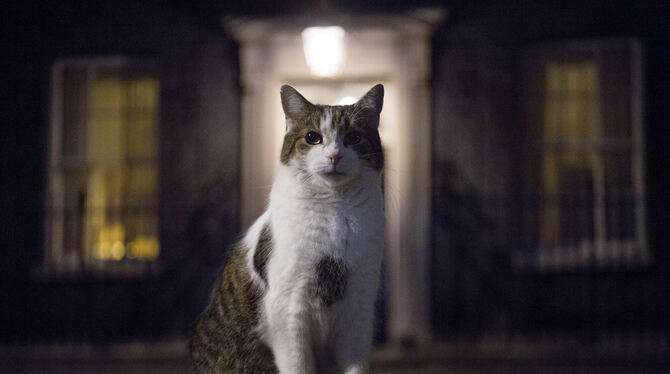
[227,10,443,343]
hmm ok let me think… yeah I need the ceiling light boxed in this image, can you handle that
[301,26,346,78]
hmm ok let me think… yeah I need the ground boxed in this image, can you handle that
[1,358,668,374]
[1,341,668,373]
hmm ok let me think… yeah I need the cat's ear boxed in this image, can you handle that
[356,84,384,115]
[280,85,314,130]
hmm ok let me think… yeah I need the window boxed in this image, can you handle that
[44,58,160,276]
[517,40,648,270]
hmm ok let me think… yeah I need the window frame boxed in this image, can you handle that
[515,39,648,271]
[42,56,161,278]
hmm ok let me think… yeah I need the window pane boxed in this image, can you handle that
[604,150,635,240]
[124,165,159,260]
[61,68,88,160]
[126,76,159,161]
[62,169,87,259]
[601,48,632,139]
[89,73,125,164]
[545,61,598,142]
[538,61,598,250]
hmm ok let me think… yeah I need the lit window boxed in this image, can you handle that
[45,58,160,276]
[519,41,648,270]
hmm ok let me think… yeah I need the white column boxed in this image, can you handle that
[385,32,434,343]
[237,38,276,229]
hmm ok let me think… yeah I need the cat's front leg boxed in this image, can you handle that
[332,268,380,374]
[265,278,316,374]
[333,299,375,374]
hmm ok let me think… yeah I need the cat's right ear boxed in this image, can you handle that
[280,85,314,131]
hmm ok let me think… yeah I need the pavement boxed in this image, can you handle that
[2,358,669,374]
[1,340,668,373]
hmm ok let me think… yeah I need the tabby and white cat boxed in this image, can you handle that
[191,84,385,374]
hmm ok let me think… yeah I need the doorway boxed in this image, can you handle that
[227,9,443,343]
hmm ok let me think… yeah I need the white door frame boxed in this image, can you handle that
[226,9,444,343]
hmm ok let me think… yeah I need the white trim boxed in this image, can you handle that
[45,61,64,272]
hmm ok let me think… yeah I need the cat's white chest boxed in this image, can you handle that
[269,168,384,266]
[268,204,381,292]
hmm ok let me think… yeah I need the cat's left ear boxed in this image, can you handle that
[356,84,384,116]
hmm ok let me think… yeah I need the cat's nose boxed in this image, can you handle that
[328,154,342,166]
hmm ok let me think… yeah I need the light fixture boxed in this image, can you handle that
[301,26,346,78]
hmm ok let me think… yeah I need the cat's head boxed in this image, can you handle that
[279,84,384,189]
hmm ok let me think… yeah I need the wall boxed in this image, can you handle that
[160,36,241,333]
[431,7,520,336]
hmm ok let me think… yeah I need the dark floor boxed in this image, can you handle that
[1,359,669,374]
[1,341,668,374]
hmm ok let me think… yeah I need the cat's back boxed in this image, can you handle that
[190,244,277,374]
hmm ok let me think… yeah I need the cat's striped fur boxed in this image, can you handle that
[191,243,277,373]
[191,84,385,374]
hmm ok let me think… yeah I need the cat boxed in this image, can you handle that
[191,84,385,374]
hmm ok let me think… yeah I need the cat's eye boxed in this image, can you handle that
[344,131,362,146]
[305,131,322,145]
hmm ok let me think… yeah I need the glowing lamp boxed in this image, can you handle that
[301,26,346,78]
